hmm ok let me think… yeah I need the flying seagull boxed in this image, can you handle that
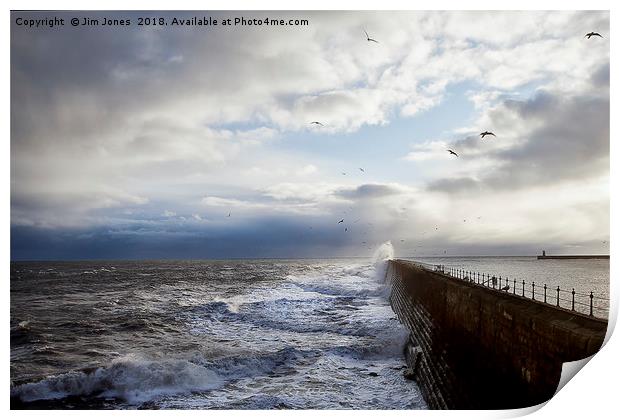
[338,219,344,224]
[344,228,348,232]
[585,32,603,39]
[359,167,365,172]
[342,172,347,175]
[364,29,379,43]
[310,121,324,126]
[480,131,496,138]
[447,149,459,157]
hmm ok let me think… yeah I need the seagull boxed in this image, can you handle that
[585,32,603,39]
[359,167,365,172]
[480,131,496,138]
[364,29,379,43]
[338,219,344,224]
[310,121,324,126]
[342,172,347,175]
[344,228,348,232]
[447,149,459,157]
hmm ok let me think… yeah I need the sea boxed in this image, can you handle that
[413,256,610,318]
[10,247,610,409]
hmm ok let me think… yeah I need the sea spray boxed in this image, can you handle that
[372,241,395,284]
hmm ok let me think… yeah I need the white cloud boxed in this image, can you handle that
[296,164,318,176]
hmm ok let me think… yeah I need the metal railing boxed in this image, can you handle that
[417,262,609,319]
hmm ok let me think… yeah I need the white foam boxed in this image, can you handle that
[11,354,223,404]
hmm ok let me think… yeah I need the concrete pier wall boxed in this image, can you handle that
[387,259,608,409]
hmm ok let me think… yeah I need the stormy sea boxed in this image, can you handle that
[10,246,610,410]
[11,244,429,409]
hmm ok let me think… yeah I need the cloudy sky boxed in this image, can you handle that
[11,10,609,259]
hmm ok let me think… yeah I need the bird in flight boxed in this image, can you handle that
[359,167,365,172]
[342,172,346,175]
[338,219,344,224]
[447,149,459,157]
[480,131,496,138]
[364,29,379,43]
[344,227,348,232]
[585,32,603,39]
[310,121,324,126]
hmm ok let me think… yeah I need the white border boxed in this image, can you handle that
[3,2,616,420]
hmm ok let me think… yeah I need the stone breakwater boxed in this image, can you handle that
[387,259,607,409]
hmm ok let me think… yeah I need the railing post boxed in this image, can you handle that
[522,280,525,297]
[532,282,535,300]
[590,292,594,317]
[556,286,560,307]
[513,279,516,294]
[571,289,575,311]
[477,272,479,284]
[544,284,547,303]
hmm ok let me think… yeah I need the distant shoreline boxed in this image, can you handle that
[536,255,610,260]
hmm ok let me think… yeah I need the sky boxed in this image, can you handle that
[10,10,610,259]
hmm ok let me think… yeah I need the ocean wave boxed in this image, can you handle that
[11,346,315,405]
[11,354,223,404]
[295,282,388,298]
[203,346,315,379]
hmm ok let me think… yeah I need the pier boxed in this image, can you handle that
[537,249,609,259]
[387,259,608,409]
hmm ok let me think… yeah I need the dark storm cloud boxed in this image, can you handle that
[10,215,356,260]
[590,62,610,88]
[335,184,403,200]
[428,88,609,193]
[426,177,481,194]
